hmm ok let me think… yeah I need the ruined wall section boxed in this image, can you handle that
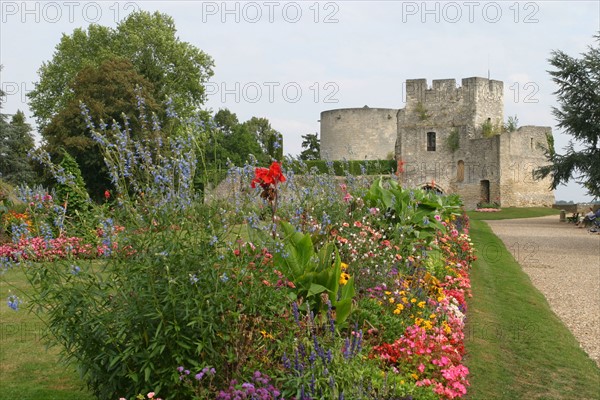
[320,107,398,161]
[499,126,555,207]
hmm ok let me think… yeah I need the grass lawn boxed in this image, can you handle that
[467,207,561,221]
[465,219,600,399]
[0,268,95,400]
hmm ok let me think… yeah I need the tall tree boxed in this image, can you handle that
[243,117,283,161]
[213,109,239,136]
[0,105,37,185]
[42,57,161,198]
[535,34,600,198]
[27,11,214,132]
[300,133,320,161]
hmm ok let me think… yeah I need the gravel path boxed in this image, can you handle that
[485,215,600,367]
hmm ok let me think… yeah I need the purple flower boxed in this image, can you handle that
[7,294,20,311]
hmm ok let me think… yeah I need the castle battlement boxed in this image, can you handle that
[405,77,503,106]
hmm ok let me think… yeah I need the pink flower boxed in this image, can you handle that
[147,392,155,399]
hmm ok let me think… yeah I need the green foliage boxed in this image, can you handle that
[362,177,461,246]
[42,57,161,199]
[503,115,519,132]
[0,107,37,186]
[244,116,283,161]
[534,33,600,199]
[21,210,290,399]
[274,222,355,324]
[202,109,282,181]
[287,159,396,175]
[446,128,460,152]
[299,132,320,161]
[27,11,214,132]
[415,102,430,121]
[55,153,90,216]
[481,120,495,137]
[545,132,555,158]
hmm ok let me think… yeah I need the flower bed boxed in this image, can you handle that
[3,146,477,398]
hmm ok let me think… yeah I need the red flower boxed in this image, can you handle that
[104,190,111,200]
[251,162,286,189]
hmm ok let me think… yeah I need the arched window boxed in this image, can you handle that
[427,132,436,151]
[457,160,465,182]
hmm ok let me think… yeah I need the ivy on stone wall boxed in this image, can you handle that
[446,128,460,152]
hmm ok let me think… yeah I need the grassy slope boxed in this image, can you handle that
[465,219,600,400]
[0,268,94,400]
[467,207,561,221]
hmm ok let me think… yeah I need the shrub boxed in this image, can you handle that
[286,159,397,176]
[446,128,460,153]
[55,152,90,215]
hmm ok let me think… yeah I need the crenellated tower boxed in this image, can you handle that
[319,77,554,209]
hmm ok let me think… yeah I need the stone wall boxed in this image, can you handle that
[320,107,398,161]
[498,126,555,207]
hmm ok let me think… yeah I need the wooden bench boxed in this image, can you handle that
[566,212,579,223]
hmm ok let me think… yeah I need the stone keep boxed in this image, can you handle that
[320,77,555,209]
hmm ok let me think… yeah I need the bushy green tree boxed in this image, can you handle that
[28,11,214,131]
[0,100,37,185]
[535,34,600,198]
[207,109,282,167]
[42,57,160,199]
[244,116,283,161]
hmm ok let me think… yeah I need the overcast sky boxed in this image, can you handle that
[1,1,599,202]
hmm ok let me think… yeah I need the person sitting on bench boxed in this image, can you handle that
[579,207,598,228]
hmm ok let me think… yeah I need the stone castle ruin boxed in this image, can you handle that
[320,77,555,209]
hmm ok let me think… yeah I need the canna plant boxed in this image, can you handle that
[274,221,355,325]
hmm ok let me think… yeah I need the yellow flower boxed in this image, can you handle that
[339,272,350,285]
[417,301,426,308]
[260,330,274,340]
[410,298,417,303]
[430,313,436,319]
[388,297,395,304]
[340,262,349,271]
[396,304,404,311]
[401,297,408,304]
[411,373,419,380]
[393,308,401,315]
[384,291,391,295]
[442,321,452,334]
